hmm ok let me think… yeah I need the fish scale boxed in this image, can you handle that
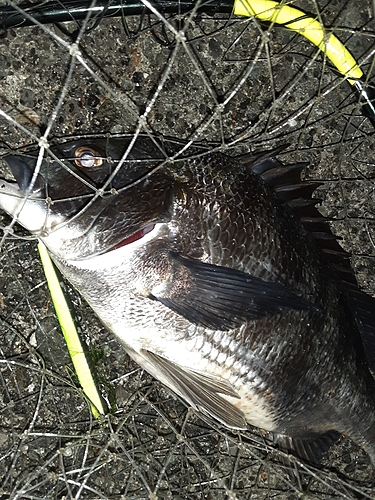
[1,134,375,466]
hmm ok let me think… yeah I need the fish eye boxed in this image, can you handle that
[74,146,104,168]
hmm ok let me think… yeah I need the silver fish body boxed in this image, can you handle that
[1,134,375,465]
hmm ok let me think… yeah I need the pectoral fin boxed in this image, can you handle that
[141,349,247,429]
[150,253,316,330]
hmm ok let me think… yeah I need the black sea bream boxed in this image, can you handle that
[1,134,375,465]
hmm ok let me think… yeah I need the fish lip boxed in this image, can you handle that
[107,223,156,253]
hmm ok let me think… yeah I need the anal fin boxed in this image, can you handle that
[141,349,247,430]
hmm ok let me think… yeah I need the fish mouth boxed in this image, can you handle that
[3,154,44,193]
[109,223,156,252]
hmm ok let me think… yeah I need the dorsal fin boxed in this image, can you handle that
[237,145,289,172]
[254,163,307,186]
[342,283,375,375]
[237,151,355,286]
[239,150,375,373]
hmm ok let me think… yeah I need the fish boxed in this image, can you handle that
[1,133,375,466]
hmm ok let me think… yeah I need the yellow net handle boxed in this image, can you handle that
[234,0,363,84]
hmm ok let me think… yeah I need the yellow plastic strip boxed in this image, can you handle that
[234,0,363,84]
[38,241,106,418]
